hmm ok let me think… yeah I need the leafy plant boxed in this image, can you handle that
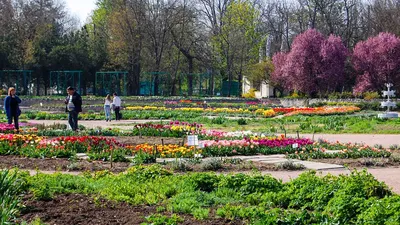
[201,158,223,171]
[142,214,183,225]
[211,116,227,125]
[275,161,305,170]
[237,118,247,125]
[169,160,193,172]
[0,170,26,224]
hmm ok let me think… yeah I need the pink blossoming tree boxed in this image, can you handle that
[272,29,348,96]
[352,32,400,94]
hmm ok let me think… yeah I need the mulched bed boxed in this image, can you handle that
[115,136,184,145]
[0,155,284,173]
[20,193,244,225]
[0,155,130,173]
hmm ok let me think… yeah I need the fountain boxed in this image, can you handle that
[378,83,398,119]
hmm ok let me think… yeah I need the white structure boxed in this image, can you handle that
[242,34,274,98]
[242,78,273,99]
[378,83,398,119]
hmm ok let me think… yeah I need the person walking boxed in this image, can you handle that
[104,94,112,122]
[4,87,21,131]
[112,92,121,121]
[64,87,82,131]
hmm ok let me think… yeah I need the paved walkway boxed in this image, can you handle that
[287,133,400,148]
[229,155,344,170]
[260,168,400,194]
[29,119,170,129]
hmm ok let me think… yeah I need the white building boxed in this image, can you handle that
[242,77,274,98]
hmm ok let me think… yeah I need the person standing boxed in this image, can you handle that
[64,87,82,131]
[4,87,21,131]
[112,92,121,121]
[104,94,112,122]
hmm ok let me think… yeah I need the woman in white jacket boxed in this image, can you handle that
[104,94,112,122]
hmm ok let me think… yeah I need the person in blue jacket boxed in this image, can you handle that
[4,87,22,130]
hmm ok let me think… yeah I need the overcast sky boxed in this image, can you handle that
[65,0,96,23]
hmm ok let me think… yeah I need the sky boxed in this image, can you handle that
[65,0,96,23]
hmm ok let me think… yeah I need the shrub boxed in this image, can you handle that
[355,101,381,110]
[275,161,305,170]
[189,173,219,192]
[237,118,247,125]
[131,151,156,165]
[242,88,257,98]
[211,116,227,125]
[363,91,380,100]
[201,158,223,171]
[170,160,193,172]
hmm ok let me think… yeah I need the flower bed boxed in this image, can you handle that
[200,137,313,156]
[273,106,360,116]
[0,123,38,133]
[0,134,128,160]
[125,106,278,118]
[200,137,391,158]
[126,106,254,114]
[130,144,198,158]
[131,121,203,137]
[0,130,391,162]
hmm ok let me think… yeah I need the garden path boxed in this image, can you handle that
[287,133,400,148]
[28,119,170,129]
[259,168,400,194]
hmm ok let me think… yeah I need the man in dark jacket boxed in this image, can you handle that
[64,87,82,131]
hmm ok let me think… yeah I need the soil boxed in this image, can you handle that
[163,160,288,173]
[20,193,245,225]
[0,155,289,173]
[115,136,184,145]
[0,156,130,173]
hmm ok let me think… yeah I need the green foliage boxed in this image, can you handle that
[275,161,305,170]
[169,160,193,172]
[213,0,261,82]
[246,59,274,88]
[131,151,157,165]
[328,92,355,99]
[200,158,224,171]
[211,116,227,125]
[21,217,48,225]
[356,196,400,224]
[237,118,247,125]
[363,91,380,100]
[242,88,257,98]
[14,167,398,224]
[0,170,27,225]
[262,114,400,134]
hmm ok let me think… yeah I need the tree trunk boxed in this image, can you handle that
[130,62,140,96]
[188,56,194,96]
